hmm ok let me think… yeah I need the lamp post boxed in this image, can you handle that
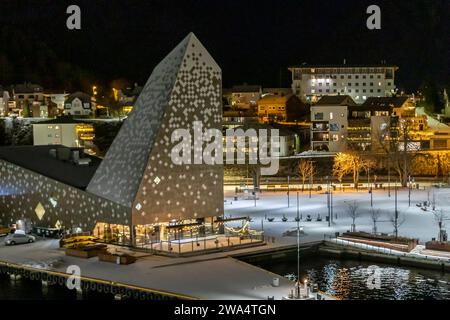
[287,175,290,208]
[387,155,391,197]
[368,167,373,207]
[394,181,398,238]
[326,175,331,227]
[308,160,313,199]
[408,175,413,207]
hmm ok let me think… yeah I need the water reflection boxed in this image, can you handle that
[258,257,450,300]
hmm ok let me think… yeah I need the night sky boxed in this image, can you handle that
[0,0,448,91]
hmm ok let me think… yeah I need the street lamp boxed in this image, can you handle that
[368,167,373,207]
[408,175,414,207]
[326,175,331,227]
[287,175,290,208]
[308,160,314,199]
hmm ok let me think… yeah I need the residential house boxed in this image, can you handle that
[310,95,355,152]
[229,84,262,110]
[64,92,94,116]
[258,94,308,123]
[33,115,95,152]
[12,83,44,116]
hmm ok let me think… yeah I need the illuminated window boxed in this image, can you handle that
[332,134,339,141]
[330,112,334,119]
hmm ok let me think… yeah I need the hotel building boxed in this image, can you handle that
[288,64,398,104]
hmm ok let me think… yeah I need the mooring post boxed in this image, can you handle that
[10,273,21,281]
[76,287,83,300]
[41,280,49,295]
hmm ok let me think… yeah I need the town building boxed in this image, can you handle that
[11,83,45,116]
[348,96,424,151]
[44,92,69,112]
[257,94,308,123]
[0,86,10,116]
[64,92,94,116]
[32,116,95,151]
[228,84,262,110]
[222,108,258,130]
[225,122,299,158]
[288,64,398,104]
[310,95,354,152]
[117,84,143,114]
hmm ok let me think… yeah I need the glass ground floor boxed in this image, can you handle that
[92,216,264,253]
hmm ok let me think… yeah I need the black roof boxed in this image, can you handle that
[361,96,409,109]
[315,95,357,106]
[66,91,92,104]
[231,84,262,93]
[34,115,87,124]
[0,145,101,189]
[13,83,43,94]
[289,63,398,69]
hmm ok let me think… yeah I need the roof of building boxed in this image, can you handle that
[0,145,101,189]
[234,123,295,136]
[13,83,43,94]
[315,95,357,106]
[121,86,143,97]
[231,84,262,93]
[262,88,292,95]
[66,91,92,104]
[33,115,88,125]
[361,96,409,109]
[258,94,293,104]
[289,63,398,70]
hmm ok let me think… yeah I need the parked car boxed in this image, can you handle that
[0,226,13,236]
[4,233,36,245]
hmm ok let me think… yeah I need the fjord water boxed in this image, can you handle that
[257,256,450,300]
[1,257,450,300]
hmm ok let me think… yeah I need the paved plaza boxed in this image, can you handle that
[224,187,450,245]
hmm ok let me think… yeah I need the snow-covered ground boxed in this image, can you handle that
[224,187,450,245]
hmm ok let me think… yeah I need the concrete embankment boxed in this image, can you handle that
[234,240,450,273]
[318,241,450,272]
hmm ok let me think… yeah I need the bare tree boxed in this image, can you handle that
[370,208,382,234]
[332,153,351,190]
[431,190,437,211]
[298,159,315,192]
[345,201,359,232]
[433,209,448,242]
[376,117,416,187]
[333,152,370,189]
[390,211,406,238]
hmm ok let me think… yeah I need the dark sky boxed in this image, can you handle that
[0,0,448,91]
